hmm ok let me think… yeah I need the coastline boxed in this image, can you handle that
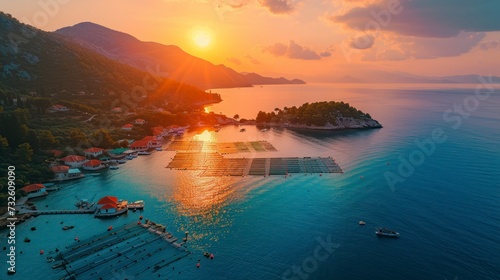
[254,118,383,131]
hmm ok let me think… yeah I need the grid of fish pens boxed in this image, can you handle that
[249,158,267,175]
[166,141,277,154]
[50,222,191,280]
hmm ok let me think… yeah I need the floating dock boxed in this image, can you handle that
[167,153,343,176]
[166,140,277,154]
[17,207,96,215]
[50,221,191,280]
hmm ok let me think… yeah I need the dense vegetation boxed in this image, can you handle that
[256,101,372,126]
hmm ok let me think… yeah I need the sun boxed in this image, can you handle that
[191,29,212,48]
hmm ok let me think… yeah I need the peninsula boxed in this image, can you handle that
[255,101,382,130]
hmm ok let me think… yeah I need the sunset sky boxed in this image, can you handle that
[2,0,500,81]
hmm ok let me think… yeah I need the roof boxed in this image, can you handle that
[122,124,133,128]
[98,196,118,205]
[50,150,63,157]
[21,184,45,192]
[52,104,66,108]
[68,168,82,174]
[61,155,86,162]
[84,147,104,153]
[109,148,128,155]
[83,159,102,167]
[51,165,69,173]
[134,118,145,122]
[142,136,157,142]
[129,140,149,148]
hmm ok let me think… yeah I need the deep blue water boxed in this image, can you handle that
[1,84,500,280]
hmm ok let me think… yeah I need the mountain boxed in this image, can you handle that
[55,22,304,89]
[241,72,305,85]
[329,70,500,84]
[0,12,219,109]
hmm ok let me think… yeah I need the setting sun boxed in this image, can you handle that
[191,28,212,48]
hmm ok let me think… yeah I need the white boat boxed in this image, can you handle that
[109,165,119,170]
[359,221,366,225]
[137,151,151,155]
[156,147,163,151]
[375,227,400,237]
[117,159,127,164]
[127,200,144,210]
[125,155,134,160]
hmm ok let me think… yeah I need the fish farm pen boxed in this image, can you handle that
[166,141,278,154]
[167,153,343,177]
[49,221,196,280]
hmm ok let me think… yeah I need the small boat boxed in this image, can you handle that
[375,227,400,237]
[127,200,144,210]
[239,128,246,132]
[359,221,366,225]
[62,225,75,230]
[137,151,151,155]
[109,165,119,170]
[125,155,134,160]
[156,147,163,151]
[117,159,127,164]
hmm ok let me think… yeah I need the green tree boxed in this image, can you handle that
[16,143,34,162]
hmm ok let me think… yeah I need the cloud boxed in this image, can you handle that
[349,34,375,49]
[332,0,500,38]
[245,55,261,64]
[258,0,297,14]
[360,32,486,61]
[479,40,500,51]
[262,40,325,60]
[226,57,242,65]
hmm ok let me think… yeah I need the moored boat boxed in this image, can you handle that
[137,151,151,155]
[375,227,400,237]
[127,200,144,210]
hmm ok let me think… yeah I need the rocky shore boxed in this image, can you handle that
[258,117,382,130]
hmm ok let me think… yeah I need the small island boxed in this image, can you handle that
[255,101,382,130]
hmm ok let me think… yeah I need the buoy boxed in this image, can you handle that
[139,216,143,220]
[74,236,79,241]
[40,250,44,255]
[210,254,214,260]
[137,221,142,225]
[196,262,200,268]
[108,226,113,231]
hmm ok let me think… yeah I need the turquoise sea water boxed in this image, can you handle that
[2,83,500,280]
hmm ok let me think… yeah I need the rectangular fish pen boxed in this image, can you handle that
[50,221,192,280]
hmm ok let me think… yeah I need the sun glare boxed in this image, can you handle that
[191,28,212,48]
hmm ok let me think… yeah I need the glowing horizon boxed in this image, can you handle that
[2,0,500,81]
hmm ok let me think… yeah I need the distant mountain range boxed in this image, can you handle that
[331,71,500,84]
[55,22,305,89]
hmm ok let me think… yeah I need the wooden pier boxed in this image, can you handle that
[17,207,96,216]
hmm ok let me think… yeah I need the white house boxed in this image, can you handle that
[121,124,133,131]
[134,118,146,125]
[83,147,104,158]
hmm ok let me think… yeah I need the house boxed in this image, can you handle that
[121,124,133,131]
[134,118,146,125]
[50,165,85,181]
[61,155,87,168]
[50,149,63,157]
[141,136,161,148]
[84,147,104,158]
[82,159,107,171]
[129,140,149,151]
[108,147,129,158]
[21,184,48,198]
[152,126,169,139]
[95,196,128,218]
[49,104,69,112]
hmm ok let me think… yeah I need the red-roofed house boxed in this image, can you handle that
[152,126,168,139]
[141,136,161,148]
[121,124,133,131]
[50,149,63,157]
[49,104,69,112]
[82,159,107,171]
[21,184,48,198]
[83,147,104,158]
[134,118,146,125]
[129,140,149,151]
[61,155,87,168]
[95,196,128,218]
